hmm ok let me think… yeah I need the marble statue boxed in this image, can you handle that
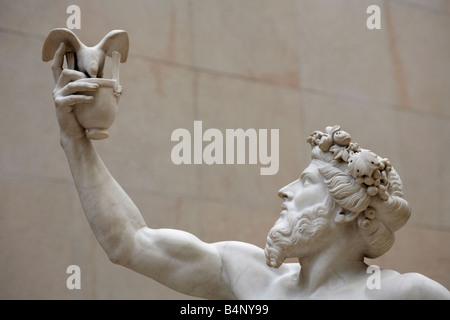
[44,30,450,300]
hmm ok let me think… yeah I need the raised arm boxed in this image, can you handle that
[51,43,146,263]
[51,43,278,299]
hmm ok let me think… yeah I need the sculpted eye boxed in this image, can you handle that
[300,172,314,186]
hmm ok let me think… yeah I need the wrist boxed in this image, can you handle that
[60,130,89,150]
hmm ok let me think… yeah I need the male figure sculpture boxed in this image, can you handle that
[50,43,450,299]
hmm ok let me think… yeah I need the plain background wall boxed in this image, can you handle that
[0,0,449,299]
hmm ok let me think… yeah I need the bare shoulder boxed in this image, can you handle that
[213,241,292,298]
[214,240,290,275]
[379,270,450,300]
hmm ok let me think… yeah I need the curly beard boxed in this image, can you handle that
[265,197,336,268]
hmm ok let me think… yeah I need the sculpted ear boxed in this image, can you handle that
[335,210,360,224]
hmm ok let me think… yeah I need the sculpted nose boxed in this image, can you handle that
[278,186,293,200]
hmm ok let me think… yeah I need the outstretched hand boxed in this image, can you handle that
[51,43,99,144]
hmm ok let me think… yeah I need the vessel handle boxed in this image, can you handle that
[111,51,122,97]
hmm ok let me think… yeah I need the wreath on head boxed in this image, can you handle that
[307,125,392,201]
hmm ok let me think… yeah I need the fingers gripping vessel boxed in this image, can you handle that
[42,28,129,140]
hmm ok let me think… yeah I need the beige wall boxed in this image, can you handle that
[0,0,449,299]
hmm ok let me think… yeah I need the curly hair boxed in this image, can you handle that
[311,143,411,259]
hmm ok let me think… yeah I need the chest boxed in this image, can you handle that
[242,277,376,300]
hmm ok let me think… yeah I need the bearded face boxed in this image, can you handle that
[265,161,339,268]
[265,198,336,268]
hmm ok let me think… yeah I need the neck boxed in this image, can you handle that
[296,226,367,295]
